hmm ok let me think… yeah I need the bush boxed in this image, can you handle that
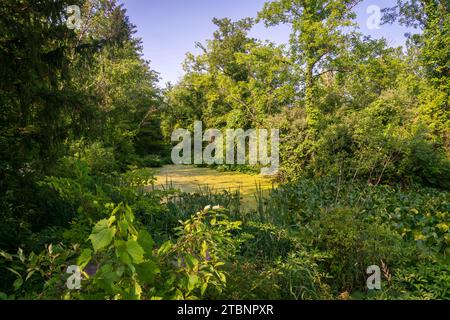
[262,178,450,254]
[137,155,163,168]
[1,204,242,300]
[0,244,80,299]
[222,248,332,300]
[79,142,119,175]
[389,261,450,300]
[69,204,241,300]
[304,208,419,293]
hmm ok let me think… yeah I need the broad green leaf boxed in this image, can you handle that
[115,240,131,265]
[91,219,108,233]
[94,264,121,293]
[188,274,199,292]
[185,254,199,269]
[89,219,116,252]
[136,260,160,284]
[137,229,154,255]
[118,220,129,237]
[77,248,93,269]
[126,240,144,264]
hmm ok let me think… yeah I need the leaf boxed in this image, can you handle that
[0,250,13,261]
[77,249,93,269]
[126,240,144,264]
[217,271,226,283]
[124,204,135,224]
[25,270,35,281]
[185,254,199,269]
[110,202,123,217]
[6,268,21,278]
[201,282,208,296]
[94,264,121,293]
[200,241,208,259]
[134,281,142,300]
[89,219,116,252]
[18,248,25,263]
[91,219,108,233]
[118,220,129,237]
[107,215,116,227]
[137,229,154,255]
[188,274,199,291]
[136,260,160,284]
[115,240,131,265]
[157,241,172,256]
[437,223,449,233]
[13,278,23,291]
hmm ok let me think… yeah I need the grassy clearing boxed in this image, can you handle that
[152,165,276,209]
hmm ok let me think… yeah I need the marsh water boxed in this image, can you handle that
[152,165,275,209]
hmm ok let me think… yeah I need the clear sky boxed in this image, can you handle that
[119,0,416,85]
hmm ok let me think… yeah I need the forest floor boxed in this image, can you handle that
[151,164,276,208]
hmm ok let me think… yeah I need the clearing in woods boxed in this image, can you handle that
[152,165,276,208]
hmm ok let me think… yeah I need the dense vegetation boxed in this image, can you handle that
[0,0,449,300]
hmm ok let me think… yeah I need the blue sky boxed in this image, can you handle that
[119,0,416,85]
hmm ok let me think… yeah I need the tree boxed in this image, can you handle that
[70,0,162,164]
[163,18,294,133]
[0,0,93,188]
[383,0,449,149]
[257,0,362,137]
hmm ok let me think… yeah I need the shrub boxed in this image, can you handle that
[223,248,332,300]
[389,261,450,300]
[0,244,80,299]
[80,142,119,175]
[137,155,163,168]
[1,204,242,300]
[65,203,242,300]
[304,207,418,293]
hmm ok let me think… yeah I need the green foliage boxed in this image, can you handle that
[224,249,332,300]
[305,208,418,292]
[136,155,164,168]
[389,261,450,300]
[1,0,449,302]
[0,0,93,183]
[0,245,80,299]
[78,142,119,175]
[64,203,241,300]
[162,17,294,135]
[262,178,450,253]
